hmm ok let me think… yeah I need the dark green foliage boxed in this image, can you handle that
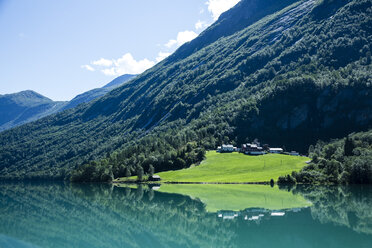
[278,174,297,185]
[125,167,131,178]
[70,131,208,181]
[148,164,154,177]
[0,0,371,182]
[293,130,372,184]
[70,160,114,183]
[344,136,355,156]
[136,166,144,181]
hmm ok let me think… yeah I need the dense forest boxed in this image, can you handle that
[279,130,372,185]
[0,0,371,182]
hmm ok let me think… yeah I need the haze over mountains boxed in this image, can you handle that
[0,0,371,181]
[0,74,136,131]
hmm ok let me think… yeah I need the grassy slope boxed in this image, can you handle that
[156,152,309,183]
[157,184,311,212]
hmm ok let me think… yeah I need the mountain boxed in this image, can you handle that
[0,91,66,132]
[0,74,136,132]
[0,0,371,181]
[102,74,137,88]
[60,74,137,110]
[170,0,298,62]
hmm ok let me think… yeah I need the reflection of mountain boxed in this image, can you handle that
[0,183,371,248]
[294,185,372,235]
[0,183,233,248]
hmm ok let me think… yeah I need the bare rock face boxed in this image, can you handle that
[277,104,309,130]
[236,84,372,152]
[317,88,372,128]
[290,104,309,129]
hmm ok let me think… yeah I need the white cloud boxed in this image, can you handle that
[206,0,241,20]
[83,53,156,76]
[81,64,95,72]
[165,39,178,48]
[165,30,198,48]
[156,52,171,62]
[107,53,155,76]
[92,58,113,67]
[101,68,117,76]
[195,20,209,30]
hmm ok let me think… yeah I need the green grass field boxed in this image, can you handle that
[155,151,309,183]
[157,184,311,212]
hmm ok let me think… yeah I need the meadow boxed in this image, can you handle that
[155,151,309,183]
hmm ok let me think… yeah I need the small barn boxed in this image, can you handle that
[269,148,283,154]
[218,144,236,153]
[149,175,161,181]
[289,151,300,156]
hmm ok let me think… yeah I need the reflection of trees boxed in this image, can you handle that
[293,185,372,235]
[1,182,371,248]
[0,182,236,248]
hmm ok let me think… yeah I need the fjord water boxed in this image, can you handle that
[0,183,371,248]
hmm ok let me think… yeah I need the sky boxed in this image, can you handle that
[0,0,240,101]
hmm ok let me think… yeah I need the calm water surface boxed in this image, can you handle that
[0,182,371,248]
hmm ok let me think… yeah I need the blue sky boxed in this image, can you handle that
[0,0,240,101]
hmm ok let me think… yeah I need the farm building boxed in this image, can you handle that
[217,144,236,153]
[269,148,283,154]
[241,143,265,155]
[149,175,161,181]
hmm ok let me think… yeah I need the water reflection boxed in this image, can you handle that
[0,182,371,248]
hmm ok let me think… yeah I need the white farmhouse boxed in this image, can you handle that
[269,148,283,154]
[218,144,236,153]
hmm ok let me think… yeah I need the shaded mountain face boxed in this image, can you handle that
[0,91,66,132]
[0,0,371,180]
[0,74,136,132]
[102,74,137,88]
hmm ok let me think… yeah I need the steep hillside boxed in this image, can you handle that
[102,74,137,88]
[0,74,136,131]
[0,0,371,181]
[170,0,298,62]
[60,74,137,110]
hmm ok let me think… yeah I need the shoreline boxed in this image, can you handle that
[112,181,272,185]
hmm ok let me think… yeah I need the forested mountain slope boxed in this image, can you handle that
[0,74,136,132]
[0,0,371,181]
[60,74,136,110]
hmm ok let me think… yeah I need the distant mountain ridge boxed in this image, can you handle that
[61,74,137,110]
[0,74,136,132]
[0,90,66,132]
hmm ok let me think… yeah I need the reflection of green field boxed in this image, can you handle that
[157,152,309,183]
[158,184,311,212]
